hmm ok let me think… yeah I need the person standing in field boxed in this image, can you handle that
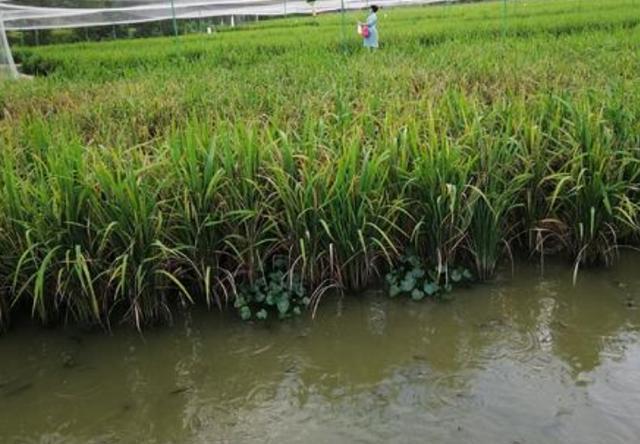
[361,5,379,50]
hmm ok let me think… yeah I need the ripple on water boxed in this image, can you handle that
[431,371,478,410]
[474,322,541,365]
[588,337,640,420]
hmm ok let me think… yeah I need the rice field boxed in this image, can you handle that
[0,0,639,329]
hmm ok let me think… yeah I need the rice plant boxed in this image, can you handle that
[1,0,639,329]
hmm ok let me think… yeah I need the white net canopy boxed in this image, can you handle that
[0,1,440,30]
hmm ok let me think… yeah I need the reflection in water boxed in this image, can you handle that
[1,257,639,444]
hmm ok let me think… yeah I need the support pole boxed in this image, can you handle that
[170,0,178,37]
[502,0,507,39]
[340,0,346,51]
[0,16,18,80]
[444,0,451,18]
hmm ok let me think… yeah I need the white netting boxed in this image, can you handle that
[0,14,18,79]
[0,1,442,30]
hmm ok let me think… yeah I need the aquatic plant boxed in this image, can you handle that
[385,255,472,301]
[234,257,308,320]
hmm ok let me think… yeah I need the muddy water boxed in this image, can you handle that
[1,258,639,444]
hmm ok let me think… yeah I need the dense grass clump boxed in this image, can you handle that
[1,0,639,329]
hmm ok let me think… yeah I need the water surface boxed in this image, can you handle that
[1,258,639,444]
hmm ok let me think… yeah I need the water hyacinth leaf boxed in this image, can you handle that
[424,282,439,296]
[266,294,275,306]
[451,269,462,283]
[269,282,280,292]
[411,289,425,301]
[401,277,417,292]
[256,309,268,320]
[239,306,252,321]
[389,285,401,298]
[277,298,290,316]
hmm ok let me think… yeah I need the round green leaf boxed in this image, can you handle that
[277,298,290,315]
[401,277,416,292]
[239,306,252,321]
[423,281,439,296]
[256,309,268,320]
